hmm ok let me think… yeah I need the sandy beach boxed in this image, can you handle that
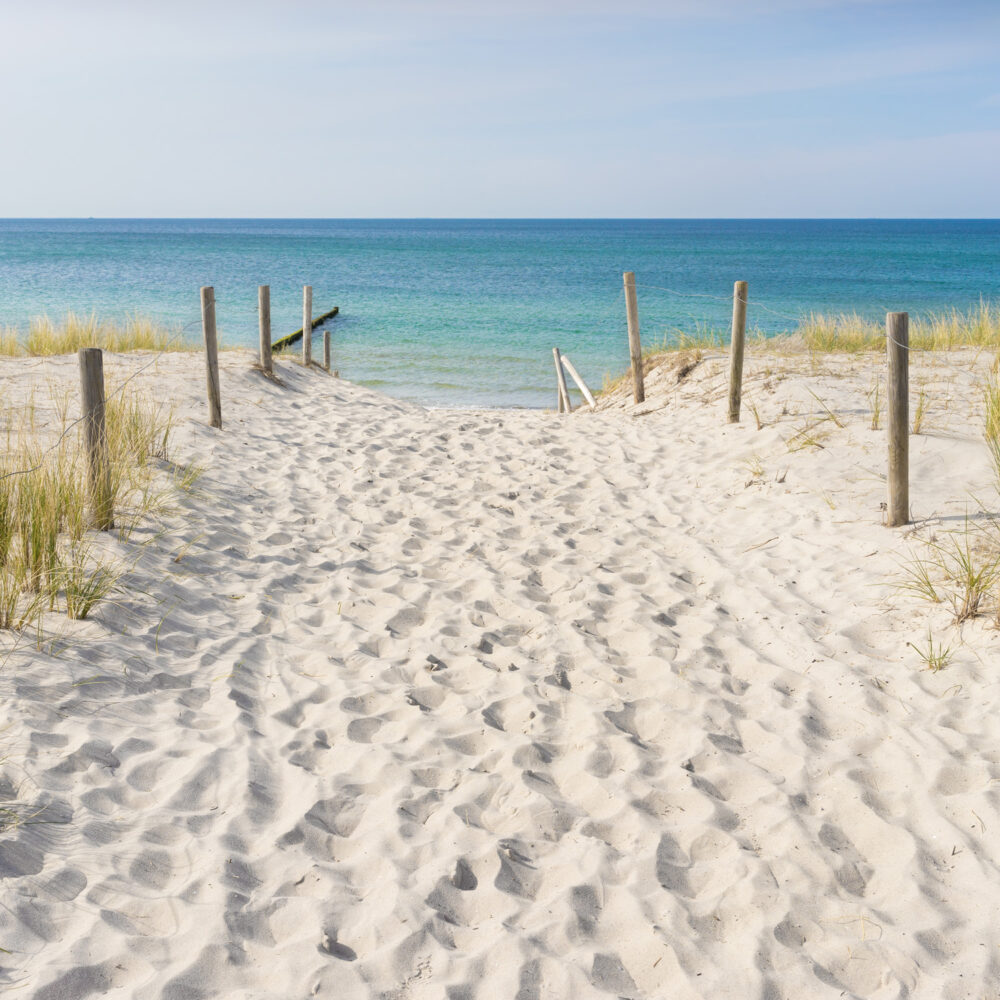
[1,345,999,1000]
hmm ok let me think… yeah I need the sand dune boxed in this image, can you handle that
[1,347,998,999]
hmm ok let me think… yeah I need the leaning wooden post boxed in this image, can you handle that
[78,348,114,531]
[200,286,222,429]
[623,271,644,404]
[553,347,571,413]
[560,354,597,411]
[323,329,331,372]
[727,280,748,423]
[258,285,272,374]
[886,311,909,527]
[302,285,313,366]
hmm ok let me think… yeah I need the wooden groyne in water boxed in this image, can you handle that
[271,306,339,353]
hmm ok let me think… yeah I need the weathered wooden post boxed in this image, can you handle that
[258,285,272,374]
[78,348,114,530]
[727,280,748,423]
[560,354,597,411]
[323,329,331,372]
[302,285,313,366]
[553,347,571,413]
[623,271,644,404]
[887,311,909,526]
[200,286,222,429]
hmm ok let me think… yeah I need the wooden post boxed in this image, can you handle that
[201,286,222,429]
[78,348,114,530]
[323,329,331,372]
[560,354,597,411]
[887,311,909,527]
[553,347,571,413]
[623,272,644,404]
[258,285,272,374]
[302,285,313,366]
[727,280,748,423]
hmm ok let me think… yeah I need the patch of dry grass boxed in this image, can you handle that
[0,382,190,632]
[797,302,1000,354]
[1,313,192,357]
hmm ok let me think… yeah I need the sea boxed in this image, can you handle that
[1,219,997,409]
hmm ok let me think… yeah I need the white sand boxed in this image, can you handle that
[1,347,999,999]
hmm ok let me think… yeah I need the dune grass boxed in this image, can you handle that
[796,302,1000,354]
[0,382,185,633]
[597,303,1000,399]
[0,313,193,357]
[985,374,1000,493]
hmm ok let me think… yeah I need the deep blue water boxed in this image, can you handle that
[1,219,997,407]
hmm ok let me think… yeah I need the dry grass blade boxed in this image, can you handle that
[806,388,845,428]
[867,379,882,430]
[912,385,929,435]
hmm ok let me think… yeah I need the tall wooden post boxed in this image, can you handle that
[78,348,114,530]
[553,347,571,413]
[323,329,331,372]
[887,312,909,527]
[623,272,644,404]
[727,281,748,423]
[258,285,272,374]
[302,285,313,366]
[201,286,222,429]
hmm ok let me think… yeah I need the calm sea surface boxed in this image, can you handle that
[1,219,997,408]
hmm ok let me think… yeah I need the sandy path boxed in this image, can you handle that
[1,350,998,999]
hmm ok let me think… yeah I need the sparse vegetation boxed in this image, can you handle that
[899,520,1000,626]
[743,454,765,480]
[908,629,954,672]
[867,379,882,430]
[912,384,929,434]
[985,373,1000,492]
[0,382,193,633]
[785,418,828,452]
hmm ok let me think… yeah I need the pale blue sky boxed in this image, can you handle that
[2,0,998,217]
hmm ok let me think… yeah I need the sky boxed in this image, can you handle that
[1,0,998,217]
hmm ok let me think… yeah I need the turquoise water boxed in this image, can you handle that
[1,219,998,408]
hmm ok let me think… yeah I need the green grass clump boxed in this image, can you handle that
[0,383,188,633]
[899,520,1000,626]
[0,313,191,357]
[908,629,954,672]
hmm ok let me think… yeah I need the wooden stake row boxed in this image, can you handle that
[200,284,333,430]
[619,272,912,526]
